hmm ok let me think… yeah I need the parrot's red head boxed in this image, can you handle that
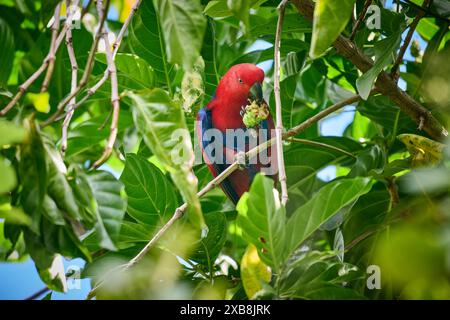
[207,63,265,131]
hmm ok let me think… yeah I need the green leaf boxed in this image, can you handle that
[84,171,127,251]
[310,0,356,58]
[348,145,386,177]
[357,95,416,133]
[343,184,391,252]
[153,0,206,70]
[0,119,26,146]
[279,251,363,299]
[240,244,272,300]
[249,13,311,38]
[120,153,177,226]
[284,137,362,191]
[96,53,156,89]
[202,19,220,99]
[191,211,227,265]
[19,120,47,234]
[129,89,205,234]
[118,221,156,245]
[0,17,14,86]
[129,0,174,88]
[204,0,233,18]
[0,206,31,226]
[356,31,402,100]
[0,159,17,194]
[287,177,372,254]
[23,230,67,292]
[237,174,287,273]
[44,139,81,221]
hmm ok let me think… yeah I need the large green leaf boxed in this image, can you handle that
[95,53,156,90]
[84,171,127,251]
[279,251,364,299]
[237,174,287,273]
[286,177,372,254]
[23,230,67,292]
[201,19,219,99]
[19,121,47,234]
[284,137,362,191]
[310,0,356,58]
[129,89,205,234]
[348,145,386,178]
[0,119,26,146]
[191,211,227,265]
[44,139,81,221]
[129,0,175,89]
[357,95,416,133]
[0,17,14,86]
[0,120,25,194]
[356,30,402,100]
[153,0,206,70]
[120,153,177,226]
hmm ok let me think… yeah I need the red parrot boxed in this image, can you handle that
[197,63,277,204]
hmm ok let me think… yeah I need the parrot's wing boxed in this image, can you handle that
[197,108,240,203]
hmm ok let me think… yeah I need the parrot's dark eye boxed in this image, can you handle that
[238,78,244,84]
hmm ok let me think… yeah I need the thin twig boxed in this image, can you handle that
[386,177,399,207]
[274,0,289,206]
[400,0,450,24]
[0,0,80,116]
[60,0,142,125]
[75,0,142,109]
[41,0,111,127]
[86,93,366,299]
[287,138,357,158]
[24,286,51,300]
[81,0,94,18]
[61,0,79,153]
[41,2,62,92]
[350,0,372,41]
[391,0,430,78]
[91,24,120,168]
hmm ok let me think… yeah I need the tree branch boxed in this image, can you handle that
[41,2,62,92]
[274,0,290,206]
[61,0,79,153]
[0,0,80,116]
[91,25,120,168]
[291,0,448,141]
[41,0,111,127]
[61,0,143,129]
[349,0,372,41]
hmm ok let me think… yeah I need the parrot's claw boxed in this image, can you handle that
[235,151,248,170]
